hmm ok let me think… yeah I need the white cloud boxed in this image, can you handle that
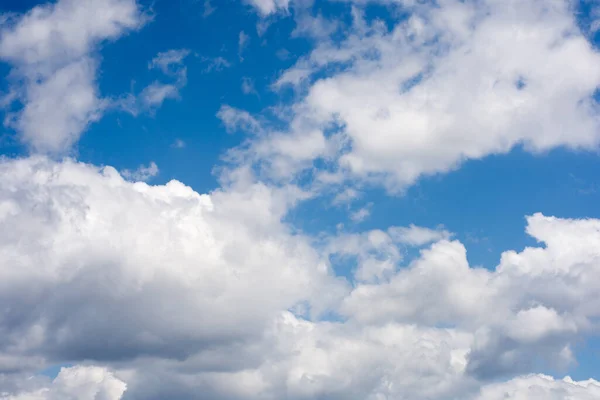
[244,0,290,16]
[217,105,262,134]
[332,188,361,205]
[120,49,190,115]
[138,82,180,108]
[325,223,452,282]
[1,158,600,398]
[342,213,600,378]
[2,0,600,398]
[350,205,370,222]
[476,374,600,400]
[388,224,453,246]
[0,0,146,153]
[1,366,126,400]
[148,49,190,76]
[0,157,345,378]
[238,0,600,191]
[121,161,159,182]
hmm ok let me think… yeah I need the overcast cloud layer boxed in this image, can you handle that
[0,0,600,399]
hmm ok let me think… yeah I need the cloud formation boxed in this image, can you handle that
[1,0,600,399]
[0,0,146,153]
[1,366,126,400]
[232,0,600,191]
[0,157,600,399]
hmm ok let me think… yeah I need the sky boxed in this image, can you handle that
[0,0,600,399]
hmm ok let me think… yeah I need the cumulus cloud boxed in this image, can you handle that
[234,0,600,191]
[1,366,126,400]
[0,0,146,153]
[0,157,345,375]
[2,0,600,399]
[342,213,600,378]
[1,160,600,398]
[325,223,451,282]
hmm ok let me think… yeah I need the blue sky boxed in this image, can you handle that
[1,0,600,399]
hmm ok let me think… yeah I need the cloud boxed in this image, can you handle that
[388,224,453,246]
[217,105,262,134]
[235,0,600,191]
[148,49,190,75]
[1,158,600,398]
[325,223,451,282]
[475,374,600,400]
[241,77,257,95]
[139,83,180,108]
[171,138,186,149]
[110,313,600,400]
[342,213,600,378]
[332,188,361,205]
[0,156,345,375]
[203,0,216,18]
[121,161,159,182]
[2,0,600,398]
[120,49,190,114]
[243,0,290,16]
[0,0,146,153]
[201,56,231,73]
[238,31,250,60]
[1,365,126,400]
[349,205,370,222]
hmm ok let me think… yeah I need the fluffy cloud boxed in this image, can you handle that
[1,366,126,400]
[323,224,452,282]
[342,213,600,378]
[0,157,345,372]
[0,0,146,153]
[233,0,600,190]
[1,0,600,398]
[1,157,600,398]
[476,374,600,400]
